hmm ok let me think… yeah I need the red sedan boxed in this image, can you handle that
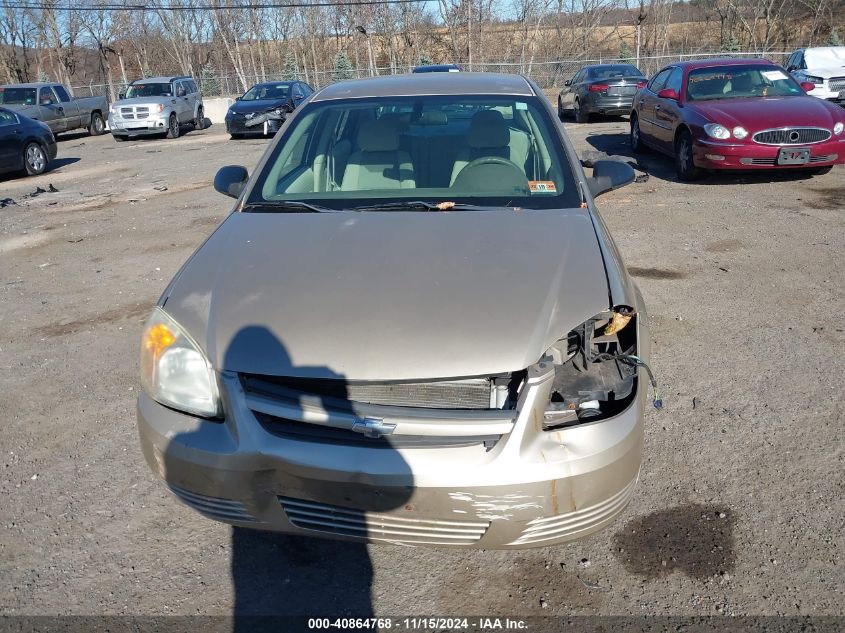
[629,57,845,180]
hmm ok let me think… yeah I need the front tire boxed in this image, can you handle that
[557,96,564,120]
[574,99,589,123]
[23,142,48,176]
[166,114,180,139]
[229,133,243,140]
[809,165,832,176]
[675,130,701,181]
[88,112,105,136]
[630,114,646,153]
[193,106,204,130]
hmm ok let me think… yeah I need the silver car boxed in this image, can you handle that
[137,73,653,548]
[108,76,203,141]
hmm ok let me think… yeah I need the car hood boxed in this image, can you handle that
[806,65,845,78]
[162,209,612,380]
[229,99,290,114]
[688,96,842,130]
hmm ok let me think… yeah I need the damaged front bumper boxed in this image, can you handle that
[138,319,648,549]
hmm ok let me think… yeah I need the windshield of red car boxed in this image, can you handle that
[686,65,805,101]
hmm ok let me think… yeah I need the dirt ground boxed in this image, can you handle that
[1,116,843,621]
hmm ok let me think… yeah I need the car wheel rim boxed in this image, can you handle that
[94,116,103,133]
[26,146,44,171]
[679,139,690,171]
[170,117,178,136]
[632,121,639,145]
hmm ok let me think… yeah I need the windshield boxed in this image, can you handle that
[588,65,643,80]
[126,83,172,98]
[242,83,291,101]
[246,95,580,211]
[686,65,804,101]
[0,87,37,105]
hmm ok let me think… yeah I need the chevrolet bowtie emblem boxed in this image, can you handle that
[351,417,396,438]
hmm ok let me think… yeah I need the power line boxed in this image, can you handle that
[1,0,430,10]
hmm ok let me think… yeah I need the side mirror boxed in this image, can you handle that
[587,160,635,198]
[786,65,796,72]
[293,93,304,101]
[118,92,126,100]
[214,165,249,199]
[657,88,679,100]
[564,80,571,86]
[235,96,241,101]
[800,81,816,92]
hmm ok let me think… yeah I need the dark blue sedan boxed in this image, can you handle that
[0,106,57,177]
[225,81,313,138]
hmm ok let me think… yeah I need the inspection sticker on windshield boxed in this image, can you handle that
[762,70,788,81]
[529,181,557,193]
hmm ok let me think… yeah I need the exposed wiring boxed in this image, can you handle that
[595,352,663,409]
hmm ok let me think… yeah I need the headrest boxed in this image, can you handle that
[357,118,402,152]
[468,110,509,148]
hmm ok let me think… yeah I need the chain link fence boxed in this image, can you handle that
[71,51,791,101]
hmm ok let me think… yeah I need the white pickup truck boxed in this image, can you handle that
[0,82,109,135]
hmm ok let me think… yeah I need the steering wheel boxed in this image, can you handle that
[453,156,529,193]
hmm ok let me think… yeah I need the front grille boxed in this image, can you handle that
[753,127,831,145]
[739,153,837,166]
[255,411,501,449]
[120,107,134,119]
[168,484,259,523]
[243,374,494,409]
[829,77,845,92]
[280,497,490,545]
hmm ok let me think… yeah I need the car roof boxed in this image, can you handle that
[583,63,639,69]
[250,81,296,88]
[133,76,191,84]
[312,72,534,102]
[413,64,461,72]
[666,57,777,71]
[0,82,56,88]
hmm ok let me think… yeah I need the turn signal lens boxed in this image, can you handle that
[157,104,165,113]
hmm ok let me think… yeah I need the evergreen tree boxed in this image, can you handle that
[331,51,355,82]
[38,69,50,82]
[721,35,740,53]
[199,63,221,97]
[418,52,433,66]
[282,52,299,80]
[828,29,843,46]
[618,41,633,63]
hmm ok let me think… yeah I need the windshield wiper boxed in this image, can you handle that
[349,200,512,212]
[242,200,333,213]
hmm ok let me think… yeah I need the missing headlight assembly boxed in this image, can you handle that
[542,307,659,430]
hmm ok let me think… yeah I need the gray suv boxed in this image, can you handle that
[108,76,203,141]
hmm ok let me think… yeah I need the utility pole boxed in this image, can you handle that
[356,26,377,77]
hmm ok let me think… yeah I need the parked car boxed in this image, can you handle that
[0,82,107,136]
[785,47,845,106]
[108,76,203,141]
[137,72,652,549]
[412,64,461,73]
[225,80,313,139]
[629,57,845,180]
[558,64,647,123]
[0,106,57,177]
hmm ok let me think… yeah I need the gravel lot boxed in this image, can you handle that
[1,117,843,620]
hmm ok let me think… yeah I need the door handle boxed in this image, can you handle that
[639,99,645,105]
[655,105,661,110]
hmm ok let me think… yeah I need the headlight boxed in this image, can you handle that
[273,108,283,115]
[157,104,165,113]
[541,308,656,430]
[732,126,748,139]
[703,123,731,140]
[140,307,221,418]
[804,75,823,85]
[834,122,844,135]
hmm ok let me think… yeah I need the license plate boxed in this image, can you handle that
[609,86,636,96]
[777,147,810,165]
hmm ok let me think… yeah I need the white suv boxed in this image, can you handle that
[786,47,845,105]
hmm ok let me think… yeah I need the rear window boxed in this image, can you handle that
[247,95,580,211]
[588,65,643,80]
[0,87,37,105]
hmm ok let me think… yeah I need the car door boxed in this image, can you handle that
[562,70,582,108]
[37,86,66,133]
[187,80,200,120]
[0,109,23,172]
[53,84,80,129]
[653,67,684,151]
[174,80,191,123]
[637,68,672,145]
